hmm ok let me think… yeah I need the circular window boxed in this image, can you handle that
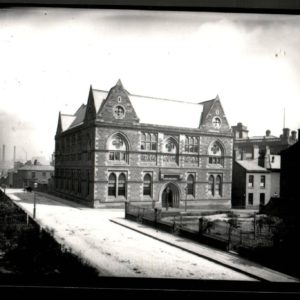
[212,116,221,129]
[113,105,125,119]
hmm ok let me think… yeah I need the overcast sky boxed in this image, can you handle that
[0,8,300,161]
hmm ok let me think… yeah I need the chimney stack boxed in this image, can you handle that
[291,130,297,141]
[252,144,259,160]
[283,128,290,139]
[2,145,5,161]
[266,130,271,137]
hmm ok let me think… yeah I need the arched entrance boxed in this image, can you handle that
[161,183,180,209]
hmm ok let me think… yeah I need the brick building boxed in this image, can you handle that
[54,80,233,209]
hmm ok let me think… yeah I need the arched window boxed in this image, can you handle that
[208,175,214,196]
[208,141,224,165]
[118,173,126,197]
[141,132,157,151]
[108,134,128,162]
[108,173,116,196]
[185,136,199,153]
[163,138,178,153]
[215,175,222,196]
[187,174,194,196]
[143,174,152,196]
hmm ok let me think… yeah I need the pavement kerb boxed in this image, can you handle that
[110,218,300,283]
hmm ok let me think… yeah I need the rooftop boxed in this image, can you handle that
[236,160,269,173]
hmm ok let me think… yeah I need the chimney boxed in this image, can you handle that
[291,130,297,141]
[283,128,290,139]
[2,145,5,161]
[252,144,259,160]
[264,146,270,168]
[266,130,271,137]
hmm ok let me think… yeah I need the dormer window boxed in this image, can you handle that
[212,117,221,129]
[113,105,125,119]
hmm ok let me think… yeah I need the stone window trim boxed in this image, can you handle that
[184,136,199,154]
[143,173,152,197]
[108,171,128,199]
[207,173,223,197]
[141,132,157,151]
[208,140,225,167]
[107,132,130,164]
[186,173,195,197]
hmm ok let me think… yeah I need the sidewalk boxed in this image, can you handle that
[110,217,300,282]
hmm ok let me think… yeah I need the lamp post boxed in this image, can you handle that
[166,186,170,211]
[33,182,38,219]
[184,185,188,212]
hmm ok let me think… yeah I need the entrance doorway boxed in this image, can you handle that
[161,183,180,209]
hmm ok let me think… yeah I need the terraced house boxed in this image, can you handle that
[54,80,233,209]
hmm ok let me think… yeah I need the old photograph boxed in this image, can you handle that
[0,5,300,292]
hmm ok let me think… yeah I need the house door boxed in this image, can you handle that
[161,183,180,208]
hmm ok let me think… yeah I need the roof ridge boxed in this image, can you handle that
[129,93,202,105]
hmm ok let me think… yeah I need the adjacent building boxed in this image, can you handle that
[231,123,297,209]
[54,80,234,209]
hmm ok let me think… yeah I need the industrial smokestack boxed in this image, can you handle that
[2,145,5,161]
[13,146,16,163]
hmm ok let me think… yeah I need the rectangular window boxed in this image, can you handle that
[260,175,266,188]
[260,193,265,205]
[32,172,36,179]
[248,175,254,188]
[248,193,253,205]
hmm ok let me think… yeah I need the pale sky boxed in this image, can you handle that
[0,7,300,162]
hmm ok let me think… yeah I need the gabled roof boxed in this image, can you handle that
[61,114,76,131]
[69,104,86,129]
[92,89,108,113]
[236,160,269,173]
[128,93,203,128]
[199,96,217,125]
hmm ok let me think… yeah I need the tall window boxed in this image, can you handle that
[32,172,36,179]
[87,135,92,161]
[187,174,194,195]
[208,175,214,196]
[141,133,157,151]
[77,170,81,193]
[86,170,90,196]
[118,173,126,197]
[215,175,222,196]
[260,193,265,205]
[248,193,254,205]
[208,141,224,165]
[185,137,199,153]
[143,174,152,196]
[248,175,254,188]
[260,175,266,188]
[108,173,116,196]
[108,134,128,162]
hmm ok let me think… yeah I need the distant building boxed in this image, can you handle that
[280,129,300,207]
[232,123,297,158]
[231,123,296,209]
[9,163,54,189]
[263,129,300,218]
[54,80,234,209]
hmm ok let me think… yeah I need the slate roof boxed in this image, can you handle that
[236,160,269,173]
[59,81,214,132]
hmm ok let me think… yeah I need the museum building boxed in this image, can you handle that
[54,80,233,209]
